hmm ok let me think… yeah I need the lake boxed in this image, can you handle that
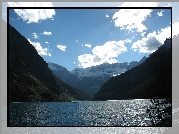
[9,99,170,126]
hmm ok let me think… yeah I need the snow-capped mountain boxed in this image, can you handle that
[48,57,147,96]
[71,58,147,78]
[70,63,127,78]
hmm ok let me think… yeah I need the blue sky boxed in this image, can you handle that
[5,2,177,71]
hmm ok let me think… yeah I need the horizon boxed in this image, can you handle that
[8,6,172,71]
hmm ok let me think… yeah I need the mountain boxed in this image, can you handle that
[93,38,171,100]
[71,59,148,78]
[48,57,148,96]
[8,23,90,102]
[48,62,81,89]
[48,62,107,96]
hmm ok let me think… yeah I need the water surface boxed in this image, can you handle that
[9,100,158,126]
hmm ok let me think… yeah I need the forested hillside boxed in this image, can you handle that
[8,24,90,102]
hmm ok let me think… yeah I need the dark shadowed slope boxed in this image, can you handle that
[8,23,90,102]
[93,39,171,100]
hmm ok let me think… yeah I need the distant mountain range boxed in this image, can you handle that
[48,56,147,96]
[93,38,171,100]
[8,23,90,102]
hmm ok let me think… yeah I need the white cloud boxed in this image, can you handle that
[157,10,164,17]
[132,25,172,53]
[78,40,129,68]
[141,32,146,37]
[57,45,67,51]
[125,39,132,43]
[113,9,152,33]
[106,14,109,18]
[84,44,92,48]
[113,2,158,33]
[157,26,171,43]
[7,2,55,23]
[32,32,38,39]
[132,32,162,53]
[43,31,52,35]
[76,40,78,42]
[28,38,51,56]
[45,41,49,44]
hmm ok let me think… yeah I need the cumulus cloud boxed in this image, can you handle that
[157,10,164,17]
[78,40,129,68]
[113,2,158,33]
[28,38,51,56]
[131,16,179,54]
[7,2,55,23]
[132,24,172,53]
[45,41,49,44]
[106,14,109,18]
[57,45,67,51]
[113,9,152,33]
[132,32,162,53]
[43,31,52,35]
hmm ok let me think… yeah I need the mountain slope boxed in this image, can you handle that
[48,62,111,96]
[8,23,90,102]
[93,39,171,100]
[48,59,145,96]
[48,62,81,89]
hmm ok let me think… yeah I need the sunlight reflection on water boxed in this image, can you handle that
[9,100,157,126]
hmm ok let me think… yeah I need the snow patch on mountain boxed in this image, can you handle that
[71,63,127,78]
[48,56,148,96]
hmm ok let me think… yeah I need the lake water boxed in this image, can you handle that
[9,99,164,126]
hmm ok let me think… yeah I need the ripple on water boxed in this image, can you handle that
[9,99,168,126]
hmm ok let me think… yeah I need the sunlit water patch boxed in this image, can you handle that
[9,99,170,126]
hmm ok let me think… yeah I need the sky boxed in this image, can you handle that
[3,2,179,71]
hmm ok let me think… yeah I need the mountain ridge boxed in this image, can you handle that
[93,38,171,100]
[48,56,148,96]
